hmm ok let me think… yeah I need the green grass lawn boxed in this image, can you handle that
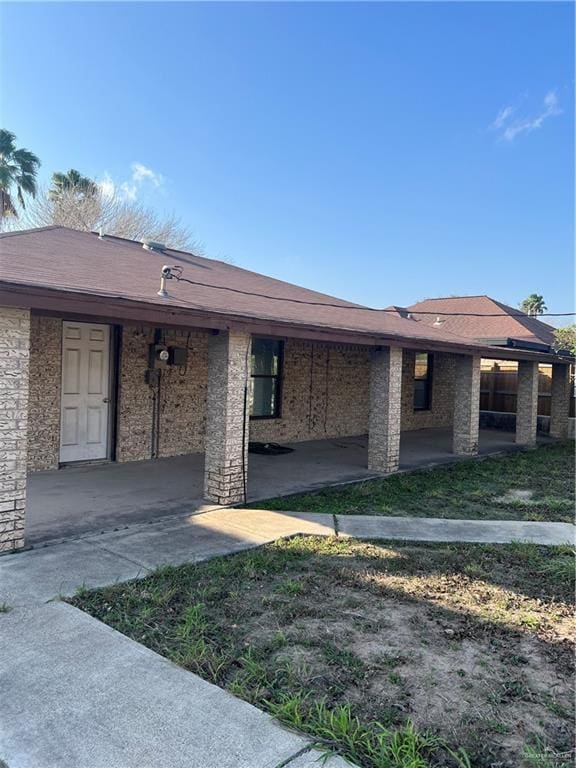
[250,442,575,523]
[71,537,575,768]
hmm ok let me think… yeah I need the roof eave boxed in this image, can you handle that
[0,281,571,364]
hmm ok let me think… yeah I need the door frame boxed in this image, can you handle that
[58,320,121,467]
[108,324,122,463]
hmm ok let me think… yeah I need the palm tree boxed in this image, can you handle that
[0,130,41,219]
[519,294,548,317]
[50,169,97,201]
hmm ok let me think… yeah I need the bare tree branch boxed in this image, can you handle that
[6,185,198,252]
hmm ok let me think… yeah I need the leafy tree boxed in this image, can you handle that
[0,130,41,220]
[553,325,576,356]
[519,294,547,316]
[50,169,98,201]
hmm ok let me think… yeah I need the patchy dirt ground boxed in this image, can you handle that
[71,537,575,768]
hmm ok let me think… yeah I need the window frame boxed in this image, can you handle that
[413,352,434,412]
[249,337,284,420]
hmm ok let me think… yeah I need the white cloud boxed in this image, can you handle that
[491,105,515,131]
[97,163,165,201]
[491,90,562,143]
[98,173,116,200]
[131,162,163,187]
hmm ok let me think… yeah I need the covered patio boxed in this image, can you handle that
[2,229,572,554]
[26,427,548,545]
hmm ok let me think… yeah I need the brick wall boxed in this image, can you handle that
[26,318,462,472]
[401,350,456,431]
[204,330,251,504]
[0,306,30,552]
[116,325,210,462]
[252,343,458,443]
[368,346,403,473]
[28,315,61,471]
[516,361,539,446]
[115,325,154,462]
[157,329,209,457]
[549,364,570,439]
[25,319,211,468]
[250,340,371,443]
[453,355,481,454]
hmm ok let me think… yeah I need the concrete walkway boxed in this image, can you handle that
[0,510,349,768]
[1,508,572,607]
[0,602,349,768]
[1,508,572,768]
[335,514,575,545]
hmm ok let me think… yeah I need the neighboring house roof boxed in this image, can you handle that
[405,295,557,351]
[0,227,564,362]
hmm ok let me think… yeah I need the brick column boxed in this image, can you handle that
[516,360,539,446]
[368,346,402,473]
[452,355,481,455]
[549,363,571,439]
[0,307,30,552]
[204,330,251,505]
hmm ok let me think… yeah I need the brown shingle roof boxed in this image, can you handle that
[0,228,560,361]
[407,295,556,348]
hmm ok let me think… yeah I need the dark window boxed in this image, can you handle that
[414,353,433,411]
[250,338,283,418]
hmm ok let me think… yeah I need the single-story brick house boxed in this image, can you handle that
[0,227,572,551]
[399,295,575,424]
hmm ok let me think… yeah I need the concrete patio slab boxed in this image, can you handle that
[336,515,575,546]
[27,455,215,544]
[26,428,538,545]
[0,602,316,768]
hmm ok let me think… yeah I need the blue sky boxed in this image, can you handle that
[1,2,573,322]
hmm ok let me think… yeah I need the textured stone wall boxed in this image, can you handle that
[368,346,403,473]
[116,325,154,462]
[25,318,465,475]
[549,364,570,439]
[157,329,209,457]
[250,340,370,443]
[28,315,61,471]
[0,306,30,552]
[252,343,458,444]
[204,331,251,504]
[516,361,539,446]
[452,355,481,454]
[401,350,456,431]
[116,325,210,462]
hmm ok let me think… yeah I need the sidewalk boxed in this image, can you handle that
[0,602,349,768]
[0,510,348,768]
[1,508,571,607]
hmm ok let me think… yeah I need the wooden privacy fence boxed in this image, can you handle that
[480,362,576,418]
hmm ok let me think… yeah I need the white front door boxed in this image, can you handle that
[60,322,111,463]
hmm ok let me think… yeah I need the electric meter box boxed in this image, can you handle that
[149,343,170,369]
[169,347,188,367]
